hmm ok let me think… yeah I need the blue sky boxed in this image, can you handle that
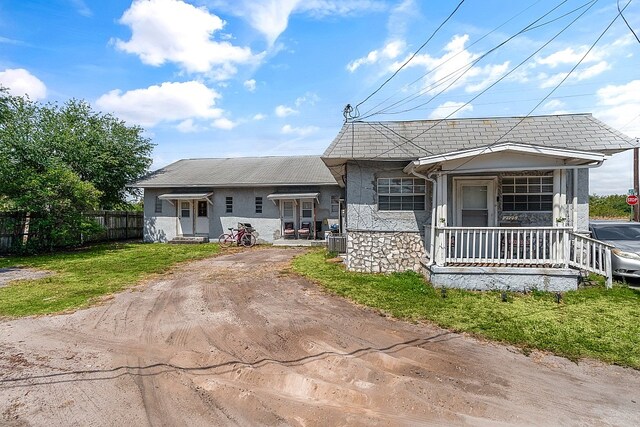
[1,0,639,195]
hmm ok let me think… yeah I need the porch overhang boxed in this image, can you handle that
[403,142,608,174]
[267,193,320,204]
[158,192,213,205]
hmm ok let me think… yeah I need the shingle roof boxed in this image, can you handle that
[133,156,339,188]
[322,114,636,162]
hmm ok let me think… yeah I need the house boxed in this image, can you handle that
[322,114,637,291]
[134,156,343,243]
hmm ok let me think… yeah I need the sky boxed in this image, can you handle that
[1,0,639,195]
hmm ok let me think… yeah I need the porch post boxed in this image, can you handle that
[434,174,447,265]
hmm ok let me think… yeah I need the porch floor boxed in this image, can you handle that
[272,239,326,247]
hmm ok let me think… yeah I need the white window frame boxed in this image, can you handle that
[502,176,554,212]
[377,177,426,211]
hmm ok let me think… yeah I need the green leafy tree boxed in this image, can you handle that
[0,89,153,251]
[589,194,630,219]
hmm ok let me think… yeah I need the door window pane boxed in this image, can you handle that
[197,201,207,217]
[181,202,190,217]
[462,186,487,209]
[283,201,293,217]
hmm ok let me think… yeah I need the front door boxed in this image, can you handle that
[281,200,296,234]
[178,200,193,235]
[455,179,496,227]
[195,200,209,235]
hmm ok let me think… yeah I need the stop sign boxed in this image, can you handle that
[627,195,639,205]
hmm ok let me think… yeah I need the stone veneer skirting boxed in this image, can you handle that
[346,231,425,273]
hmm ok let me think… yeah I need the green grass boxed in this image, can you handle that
[0,242,221,317]
[293,249,640,369]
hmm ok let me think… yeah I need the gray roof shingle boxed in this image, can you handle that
[134,156,338,188]
[322,114,636,162]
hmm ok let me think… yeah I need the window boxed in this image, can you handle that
[255,196,263,214]
[283,201,294,218]
[301,201,312,219]
[154,196,162,213]
[330,195,339,214]
[197,201,207,217]
[502,176,553,212]
[377,178,426,211]
[225,196,233,213]
[180,201,190,217]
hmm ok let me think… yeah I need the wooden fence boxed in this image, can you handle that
[0,210,143,253]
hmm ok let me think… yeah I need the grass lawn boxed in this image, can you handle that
[0,242,221,317]
[292,249,640,369]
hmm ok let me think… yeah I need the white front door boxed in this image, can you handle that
[281,200,296,232]
[178,200,193,235]
[195,200,209,235]
[455,179,496,227]
[299,199,314,236]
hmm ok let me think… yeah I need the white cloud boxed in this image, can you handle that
[213,117,237,130]
[394,34,509,96]
[275,105,298,117]
[596,80,640,138]
[176,118,201,133]
[535,46,603,68]
[96,81,223,127]
[253,113,267,120]
[114,0,260,79]
[281,124,319,136]
[539,61,610,88]
[347,39,405,72]
[294,92,319,107]
[543,99,565,110]
[428,101,473,119]
[69,0,92,17]
[221,0,385,45]
[0,68,47,100]
[243,79,256,92]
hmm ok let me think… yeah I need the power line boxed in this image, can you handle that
[618,0,640,43]
[363,0,599,160]
[353,0,466,112]
[364,0,597,119]
[359,0,545,118]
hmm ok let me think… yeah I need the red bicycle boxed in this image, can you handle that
[218,223,257,247]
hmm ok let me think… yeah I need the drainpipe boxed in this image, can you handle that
[573,168,578,232]
[408,167,437,267]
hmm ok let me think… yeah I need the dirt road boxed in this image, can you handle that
[0,248,638,426]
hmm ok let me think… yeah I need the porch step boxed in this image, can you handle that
[168,236,209,244]
[272,239,326,247]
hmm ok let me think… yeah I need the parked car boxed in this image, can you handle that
[589,221,640,279]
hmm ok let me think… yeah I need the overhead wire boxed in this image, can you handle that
[363,0,597,119]
[353,0,466,112]
[618,0,640,43]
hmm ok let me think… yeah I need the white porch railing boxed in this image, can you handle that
[568,233,613,287]
[431,226,612,288]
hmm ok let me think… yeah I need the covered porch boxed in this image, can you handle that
[405,142,613,290]
[267,192,321,240]
[158,192,213,238]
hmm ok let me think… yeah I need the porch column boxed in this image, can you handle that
[434,174,447,265]
[552,170,568,226]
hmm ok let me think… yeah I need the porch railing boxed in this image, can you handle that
[431,226,612,287]
[568,232,613,287]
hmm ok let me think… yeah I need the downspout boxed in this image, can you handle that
[408,166,437,267]
[573,168,578,232]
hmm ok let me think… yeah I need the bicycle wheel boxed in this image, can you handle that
[240,233,256,247]
[218,233,234,247]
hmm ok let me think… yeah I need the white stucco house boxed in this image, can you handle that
[134,156,343,243]
[322,114,637,291]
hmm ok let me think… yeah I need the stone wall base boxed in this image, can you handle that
[425,265,578,292]
[346,231,425,273]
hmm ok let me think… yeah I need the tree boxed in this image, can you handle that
[0,89,153,251]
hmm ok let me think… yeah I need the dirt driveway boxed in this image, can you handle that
[0,248,638,426]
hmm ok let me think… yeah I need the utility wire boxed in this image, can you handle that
[354,0,466,112]
[364,0,596,119]
[618,0,640,43]
[359,0,544,118]
[440,0,632,174]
